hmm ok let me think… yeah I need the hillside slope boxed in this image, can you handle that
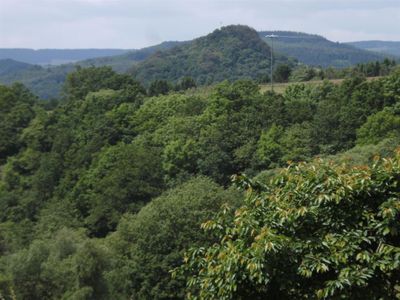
[259,31,386,67]
[0,59,33,76]
[131,25,290,85]
[0,62,75,99]
[347,41,400,57]
[80,41,185,72]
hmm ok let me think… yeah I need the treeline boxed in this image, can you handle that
[270,58,398,84]
[0,65,400,299]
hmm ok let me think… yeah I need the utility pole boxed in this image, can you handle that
[265,34,277,92]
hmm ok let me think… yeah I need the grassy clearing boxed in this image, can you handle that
[260,76,382,93]
[183,77,383,97]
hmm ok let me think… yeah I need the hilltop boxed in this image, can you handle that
[131,25,291,85]
[259,31,386,67]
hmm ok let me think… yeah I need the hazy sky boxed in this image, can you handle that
[1,0,399,49]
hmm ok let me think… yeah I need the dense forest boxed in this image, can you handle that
[0,60,400,299]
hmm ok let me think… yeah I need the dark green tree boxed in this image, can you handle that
[2,228,110,300]
[273,64,292,83]
[175,76,197,91]
[256,124,284,169]
[357,106,400,145]
[179,152,400,299]
[105,177,242,299]
[63,66,141,100]
[70,139,164,236]
[148,79,171,96]
[0,83,37,161]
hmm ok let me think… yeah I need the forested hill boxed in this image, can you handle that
[347,40,400,57]
[131,25,291,85]
[259,31,386,67]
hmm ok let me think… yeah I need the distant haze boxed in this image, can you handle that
[1,0,400,49]
[0,49,131,65]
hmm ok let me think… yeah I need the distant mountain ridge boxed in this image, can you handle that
[0,48,133,65]
[259,31,386,67]
[346,41,400,57]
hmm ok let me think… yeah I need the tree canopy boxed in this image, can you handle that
[178,153,400,299]
[0,65,400,299]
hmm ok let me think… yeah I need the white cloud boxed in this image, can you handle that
[0,0,399,48]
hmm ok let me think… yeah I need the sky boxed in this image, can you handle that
[1,0,400,49]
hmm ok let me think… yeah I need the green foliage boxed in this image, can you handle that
[105,177,242,299]
[256,124,284,168]
[273,64,292,83]
[280,122,314,162]
[1,66,400,300]
[256,122,314,167]
[63,66,142,100]
[0,67,147,238]
[148,79,171,96]
[179,151,400,299]
[1,228,110,300]
[357,106,400,145]
[162,138,199,184]
[0,83,37,161]
[289,65,317,82]
[70,140,164,236]
[323,137,400,167]
[195,80,278,183]
[175,77,197,91]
